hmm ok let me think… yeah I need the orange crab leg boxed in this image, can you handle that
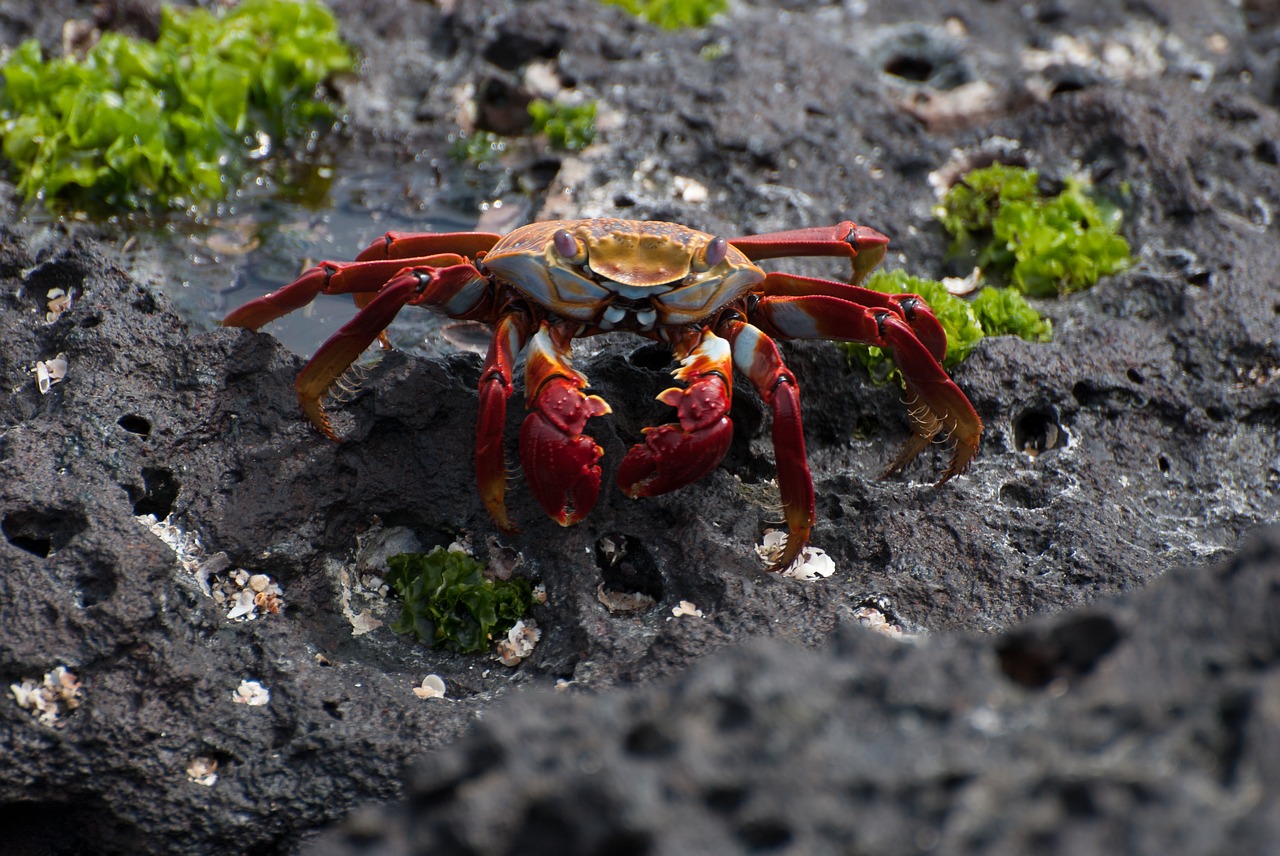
[475,311,534,532]
[254,263,490,439]
[720,320,814,572]
[749,291,982,483]
[728,221,890,285]
[616,329,735,498]
[519,323,613,526]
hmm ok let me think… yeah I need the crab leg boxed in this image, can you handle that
[720,320,814,572]
[616,330,735,498]
[222,254,475,331]
[729,222,890,285]
[353,231,502,262]
[754,272,948,365]
[475,311,535,532]
[749,289,982,482]
[260,263,489,439]
[519,323,613,526]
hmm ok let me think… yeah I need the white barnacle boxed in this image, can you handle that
[412,675,447,699]
[233,679,270,706]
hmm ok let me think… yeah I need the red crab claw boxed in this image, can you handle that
[722,321,815,573]
[519,324,612,527]
[617,331,734,497]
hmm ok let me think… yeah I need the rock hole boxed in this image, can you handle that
[595,533,664,605]
[1049,78,1088,97]
[736,817,794,851]
[75,558,118,607]
[117,414,152,437]
[1186,269,1211,287]
[703,784,749,814]
[623,721,678,758]
[130,467,181,518]
[883,54,934,82]
[1125,368,1144,385]
[997,481,1050,510]
[1058,781,1098,818]
[996,613,1122,689]
[593,830,653,856]
[1012,406,1064,455]
[322,700,344,720]
[715,695,754,731]
[0,799,114,854]
[627,342,672,371]
[2,507,88,557]
[1157,454,1171,473]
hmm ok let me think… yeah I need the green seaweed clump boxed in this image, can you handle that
[528,99,597,151]
[842,269,1051,384]
[0,0,354,213]
[386,548,532,654]
[936,164,1131,297]
[599,0,727,29]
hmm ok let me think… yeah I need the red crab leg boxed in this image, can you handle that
[475,311,535,532]
[754,272,948,365]
[728,222,890,285]
[354,231,502,262]
[720,320,814,572]
[748,286,982,483]
[616,329,735,498]
[278,263,489,439]
[223,254,473,331]
[519,323,612,526]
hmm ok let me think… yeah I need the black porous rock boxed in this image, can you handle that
[1,0,1278,853]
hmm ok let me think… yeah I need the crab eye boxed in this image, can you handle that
[553,229,585,262]
[703,236,728,268]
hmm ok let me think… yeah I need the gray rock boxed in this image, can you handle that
[0,0,1277,853]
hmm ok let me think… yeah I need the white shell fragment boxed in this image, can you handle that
[233,680,270,706]
[45,288,73,322]
[186,755,219,787]
[10,665,83,727]
[495,619,541,667]
[671,600,704,618]
[596,582,657,614]
[33,353,69,394]
[942,267,983,296]
[851,605,907,639]
[412,675,447,700]
[756,529,838,581]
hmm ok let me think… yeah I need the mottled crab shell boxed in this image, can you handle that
[480,218,766,329]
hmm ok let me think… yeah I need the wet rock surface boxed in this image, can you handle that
[1,0,1278,853]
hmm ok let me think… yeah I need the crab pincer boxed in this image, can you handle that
[519,324,612,526]
[617,331,735,498]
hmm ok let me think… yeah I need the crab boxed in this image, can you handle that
[223,218,982,571]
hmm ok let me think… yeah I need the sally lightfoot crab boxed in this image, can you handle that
[223,218,982,571]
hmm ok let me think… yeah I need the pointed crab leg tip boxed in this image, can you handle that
[850,223,890,248]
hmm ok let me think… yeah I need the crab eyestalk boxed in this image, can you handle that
[519,323,612,526]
